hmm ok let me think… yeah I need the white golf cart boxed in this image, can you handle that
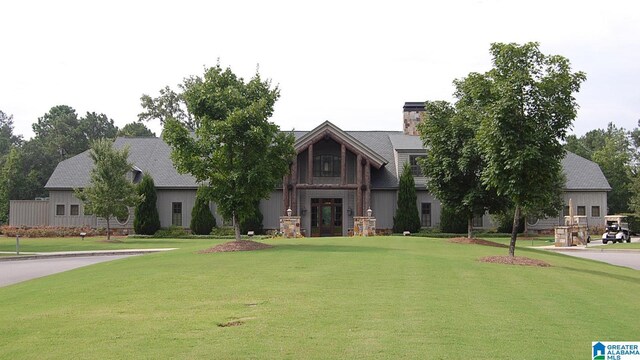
[602,215,631,244]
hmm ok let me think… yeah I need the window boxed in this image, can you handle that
[56,204,65,216]
[591,206,601,217]
[421,203,431,227]
[577,206,586,216]
[172,202,182,226]
[563,206,570,217]
[313,155,340,177]
[70,204,79,216]
[410,155,425,176]
[472,214,483,228]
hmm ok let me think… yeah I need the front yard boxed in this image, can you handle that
[0,236,638,359]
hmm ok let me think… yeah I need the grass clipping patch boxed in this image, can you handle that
[198,240,272,253]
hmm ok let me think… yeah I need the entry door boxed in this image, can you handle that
[311,198,343,237]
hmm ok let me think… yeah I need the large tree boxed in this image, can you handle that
[75,139,142,241]
[162,64,295,241]
[0,110,22,158]
[392,163,421,233]
[118,122,156,137]
[80,112,118,142]
[474,42,586,257]
[138,85,194,130]
[419,91,506,238]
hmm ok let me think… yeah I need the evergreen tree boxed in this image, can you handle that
[393,163,421,233]
[240,201,264,235]
[190,188,216,235]
[133,173,161,235]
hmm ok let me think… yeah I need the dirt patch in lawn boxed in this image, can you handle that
[198,240,273,253]
[448,237,508,248]
[217,320,244,327]
[478,255,551,267]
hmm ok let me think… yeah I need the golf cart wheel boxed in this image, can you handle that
[603,239,608,244]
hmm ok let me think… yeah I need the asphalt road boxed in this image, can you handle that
[0,255,135,287]
[553,251,640,270]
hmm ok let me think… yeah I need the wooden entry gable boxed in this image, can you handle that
[283,121,387,218]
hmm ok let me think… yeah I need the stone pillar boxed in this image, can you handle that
[353,216,376,236]
[280,216,302,238]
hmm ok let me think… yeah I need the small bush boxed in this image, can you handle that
[190,189,217,235]
[154,226,191,238]
[210,227,235,237]
[240,201,263,235]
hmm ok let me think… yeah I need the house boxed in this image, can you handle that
[9,103,611,235]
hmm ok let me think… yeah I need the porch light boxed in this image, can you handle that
[287,208,292,217]
[367,208,372,218]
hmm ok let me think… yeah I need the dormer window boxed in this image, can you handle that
[409,155,425,177]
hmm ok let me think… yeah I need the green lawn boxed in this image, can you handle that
[0,236,212,252]
[1,236,638,359]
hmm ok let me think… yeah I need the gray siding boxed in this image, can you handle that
[260,191,283,231]
[9,200,50,226]
[157,189,197,228]
[395,150,427,186]
[370,190,396,230]
[527,191,608,230]
[49,191,96,227]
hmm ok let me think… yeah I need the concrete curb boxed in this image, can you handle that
[0,248,177,262]
[540,247,640,253]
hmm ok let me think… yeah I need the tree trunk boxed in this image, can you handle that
[106,216,111,242]
[467,215,474,239]
[509,206,520,257]
[233,212,241,241]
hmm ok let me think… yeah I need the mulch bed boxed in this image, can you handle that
[448,237,550,267]
[448,237,508,248]
[198,240,273,254]
[478,255,551,267]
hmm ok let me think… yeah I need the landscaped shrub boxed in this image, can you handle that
[393,163,421,233]
[0,226,102,238]
[439,206,468,234]
[133,173,161,235]
[210,227,235,237]
[190,188,216,235]
[492,210,525,233]
[240,201,263,235]
[154,226,191,238]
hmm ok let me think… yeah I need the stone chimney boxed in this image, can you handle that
[403,102,425,136]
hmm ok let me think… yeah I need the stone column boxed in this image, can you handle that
[356,154,362,216]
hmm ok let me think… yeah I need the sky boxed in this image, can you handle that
[2,0,639,139]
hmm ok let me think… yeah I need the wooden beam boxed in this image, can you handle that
[307,143,313,185]
[296,184,359,190]
[365,160,371,212]
[291,159,298,215]
[282,174,289,215]
[356,154,362,216]
[341,144,346,185]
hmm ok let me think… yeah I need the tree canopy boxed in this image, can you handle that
[118,122,156,137]
[75,139,142,241]
[473,42,585,256]
[162,64,295,241]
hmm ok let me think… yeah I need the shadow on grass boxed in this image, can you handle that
[271,244,391,253]
[557,265,640,284]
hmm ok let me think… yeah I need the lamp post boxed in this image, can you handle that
[287,208,292,217]
[367,208,372,218]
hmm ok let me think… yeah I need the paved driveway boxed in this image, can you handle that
[0,255,135,287]
[552,250,640,270]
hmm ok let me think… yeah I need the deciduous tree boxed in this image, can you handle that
[75,139,142,241]
[163,64,295,241]
[475,42,585,257]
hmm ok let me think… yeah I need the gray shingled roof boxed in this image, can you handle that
[45,137,198,189]
[562,152,611,191]
[45,131,611,192]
